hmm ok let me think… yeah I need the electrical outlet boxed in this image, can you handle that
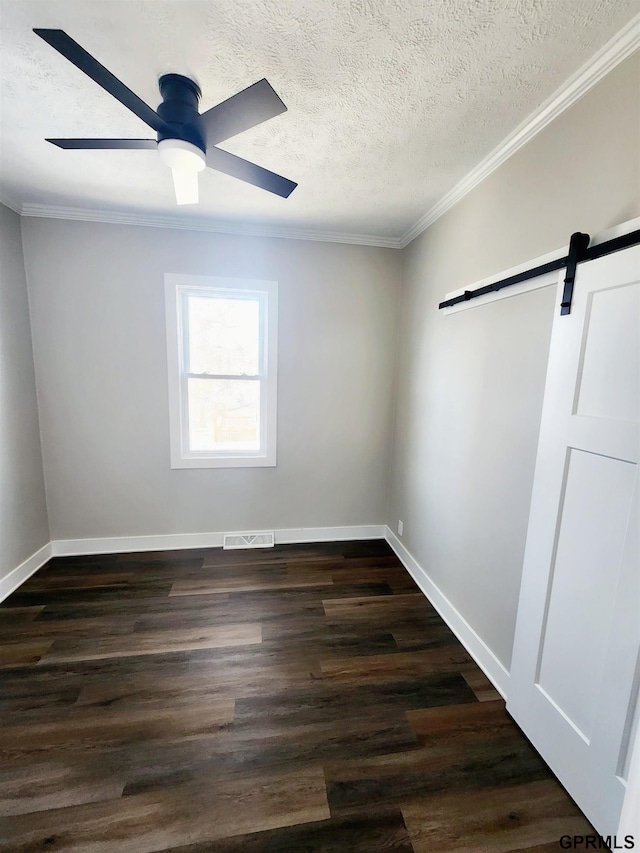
[398,520,404,536]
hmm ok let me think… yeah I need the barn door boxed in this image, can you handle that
[507,243,640,837]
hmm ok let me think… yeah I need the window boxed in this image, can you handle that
[165,274,278,468]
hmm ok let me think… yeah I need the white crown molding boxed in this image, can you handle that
[400,13,640,248]
[0,192,23,214]
[19,203,403,248]
[7,16,638,250]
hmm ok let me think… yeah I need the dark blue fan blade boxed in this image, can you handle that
[206,147,297,198]
[34,29,168,134]
[47,138,157,149]
[200,79,287,146]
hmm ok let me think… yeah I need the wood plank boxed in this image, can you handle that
[462,666,504,702]
[32,591,323,626]
[21,572,135,591]
[201,546,347,568]
[319,647,474,682]
[392,623,462,651]
[0,767,330,852]
[0,614,137,645]
[262,618,401,658]
[122,714,418,794]
[39,623,262,662]
[73,659,316,710]
[0,685,82,721]
[234,672,477,727]
[406,699,516,747]
[3,579,174,607]
[0,641,53,666]
[0,701,235,755]
[401,779,594,853]
[0,761,124,816]
[324,725,551,813]
[169,575,334,596]
[0,605,44,626]
[0,539,595,851]
[323,593,436,623]
[331,563,418,593]
[164,807,416,852]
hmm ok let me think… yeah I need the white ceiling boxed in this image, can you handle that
[0,0,637,242]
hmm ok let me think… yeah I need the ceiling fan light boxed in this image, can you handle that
[157,138,206,173]
[171,168,199,205]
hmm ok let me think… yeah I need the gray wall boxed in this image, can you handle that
[22,219,401,540]
[0,204,49,579]
[9,51,638,675]
[388,52,640,672]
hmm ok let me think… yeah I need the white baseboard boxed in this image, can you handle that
[0,543,52,603]
[1,526,509,708]
[0,526,385,601]
[275,525,385,544]
[51,532,225,556]
[385,527,510,699]
[50,524,386,558]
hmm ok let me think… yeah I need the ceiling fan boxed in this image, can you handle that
[33,29,297,205]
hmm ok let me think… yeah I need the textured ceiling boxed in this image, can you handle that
[0,0,637,241]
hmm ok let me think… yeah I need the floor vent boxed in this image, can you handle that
[222,532,275,550]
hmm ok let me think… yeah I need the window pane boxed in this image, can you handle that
[188,295,260,376]
[188,378,260,452]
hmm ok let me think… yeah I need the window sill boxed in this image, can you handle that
[170,453,277,469]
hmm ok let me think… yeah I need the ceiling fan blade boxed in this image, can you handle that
[200,79,287,146]
[34,29,168,134]
[47,138,158,149]
[206,147,297,198]
[171,169,199,205]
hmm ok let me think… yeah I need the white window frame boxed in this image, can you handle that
[164,273,278,468]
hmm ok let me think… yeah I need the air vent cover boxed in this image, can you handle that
[223,531,275,550]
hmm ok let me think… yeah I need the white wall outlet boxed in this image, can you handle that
[397,520,404,536]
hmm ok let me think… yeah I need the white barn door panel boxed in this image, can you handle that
[508,244,640,837]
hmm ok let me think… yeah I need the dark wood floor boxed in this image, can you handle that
[0,539,594,852]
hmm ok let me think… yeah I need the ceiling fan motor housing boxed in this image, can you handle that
[156,74,206,153]
[33,28,298,198]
